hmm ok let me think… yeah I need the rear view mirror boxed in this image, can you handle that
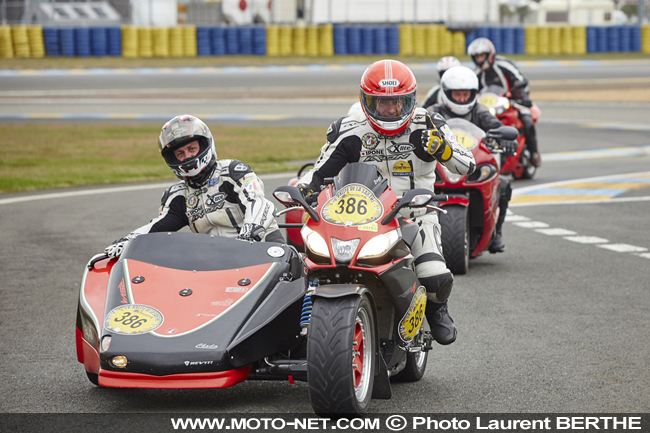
[487,126,518,141]
[409,194,433,207]
[273,190,297,207]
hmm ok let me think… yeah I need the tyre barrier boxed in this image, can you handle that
[1,24,648,58]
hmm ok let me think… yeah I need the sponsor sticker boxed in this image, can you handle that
[392,160,413,177]
[379,78,400,87]
[233,162,249,172]
[361,132,379,150]
[105,304,163,335]
[186,194,199,209]
[358,222,378,232]
[225,286,249,293]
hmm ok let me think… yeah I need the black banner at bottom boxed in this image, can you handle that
[1,413,648,433]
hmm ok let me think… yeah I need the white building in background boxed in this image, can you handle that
[305,0,499,25]
[532,0,618,26]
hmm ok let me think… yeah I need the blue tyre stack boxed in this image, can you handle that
[514,27,525,54]
[386,25,399,54]
[91,27,107,56]
[347,26,361,55]
[239,26,253,55]
[374,26,387,55]
[196,27,211,56]
[597,26,608,52]
[225,26,239,55]
[75,27,91,56]
[586,26,597,52]
[107,27,121,56]
[607,26,620,52]
[43,27,60,56]
[488,27,502,53]
[253,26,266,55]
[502,27,515,54]
[619,26,631,52]
[361,26,373,55]
[211,27,226,55]
[60,27,75,56]
[333,25,347,55]
[475,26,490,40]
[630,26,641,53]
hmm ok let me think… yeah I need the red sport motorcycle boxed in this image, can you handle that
[477,84,541,180]
[274,162,447,415]
[435,117,518,274]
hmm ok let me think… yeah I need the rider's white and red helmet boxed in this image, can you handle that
[467,38,496,71]
[360,59,417,137]
[436,56,461,80]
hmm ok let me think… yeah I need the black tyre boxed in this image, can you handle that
[439,205,470,275]
[307,294,376,415]
[519,149,537,180]
[86,371,99,386]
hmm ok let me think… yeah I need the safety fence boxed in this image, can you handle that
[1,24,650,58]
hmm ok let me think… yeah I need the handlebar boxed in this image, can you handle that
[88,253,110,270]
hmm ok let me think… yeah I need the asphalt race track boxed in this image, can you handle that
[0,60,648,425]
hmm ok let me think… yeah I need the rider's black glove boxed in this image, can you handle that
[236,223,265,242]
[296,183,318,205]
[500,140,517,156]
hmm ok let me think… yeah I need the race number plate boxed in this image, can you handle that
[105,304,164,335]
[452,129,479,150]
[478,93,498,107]
[321,184,383,226]
[399,286,427,341]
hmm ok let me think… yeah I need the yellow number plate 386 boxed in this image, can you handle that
[321,184,383,226]
[105,304,164,335]
[399,286,427,341]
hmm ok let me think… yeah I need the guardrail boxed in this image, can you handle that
[1,24,649,59]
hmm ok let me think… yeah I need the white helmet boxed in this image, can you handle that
[440,66,479,116]
[347,101,363,117]
[436,56,461,81]
[158,115,217,187]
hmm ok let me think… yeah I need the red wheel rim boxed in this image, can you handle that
[353,320,364,388]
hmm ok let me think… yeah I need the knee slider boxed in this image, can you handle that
[421,272,454,303]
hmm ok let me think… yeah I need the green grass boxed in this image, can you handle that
[0,124,325,193]
[1,52,649,70]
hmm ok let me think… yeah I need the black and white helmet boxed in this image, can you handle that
[467,37,496,71]
[440,65,479,116]
[436,56,461,81]
[158,115,216,187]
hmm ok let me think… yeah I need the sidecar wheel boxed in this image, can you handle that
[307,294,375,415]
[86,371,99,386]
[392,347,428,382]
[439,205,470,275]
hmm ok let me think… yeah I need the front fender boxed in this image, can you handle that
[311,284,369,299]
[440,194,469,207]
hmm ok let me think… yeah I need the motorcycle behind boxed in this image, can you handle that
[435,118,518,274]
[274,163,448,415]
[477,84,541,180]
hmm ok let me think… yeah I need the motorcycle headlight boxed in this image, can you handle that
[301,226,329,258]
[357,229,400,259]
[331,238,360,263]
[467,164,497,183]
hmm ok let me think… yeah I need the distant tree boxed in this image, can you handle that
[621,3,637,19]
[516,5,531,23]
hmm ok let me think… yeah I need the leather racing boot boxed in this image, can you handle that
[489,230,505,253]
[426,301,457,345]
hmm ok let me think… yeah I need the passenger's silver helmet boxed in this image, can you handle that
[158,115,216,187]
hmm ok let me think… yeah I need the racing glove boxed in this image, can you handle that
[421,127,453,162]
[104,233,140,258]
[236,223,265,242]
[296,183,318,205]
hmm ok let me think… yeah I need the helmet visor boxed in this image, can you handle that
[361,91,417,124]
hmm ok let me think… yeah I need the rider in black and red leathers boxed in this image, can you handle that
[298,60,476,346]
[468,37,541,167]
[429,65,516,253]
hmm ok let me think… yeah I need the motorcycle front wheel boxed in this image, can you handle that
[439,204,470,275]
[307,294,376,415]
